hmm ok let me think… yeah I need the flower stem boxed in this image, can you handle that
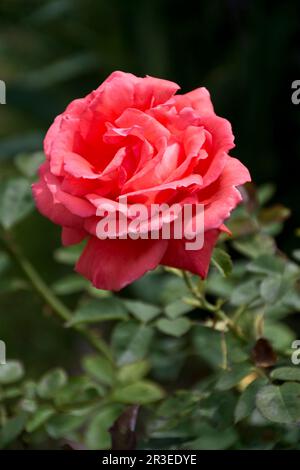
[1,230,114,363]
[182,270,246,341]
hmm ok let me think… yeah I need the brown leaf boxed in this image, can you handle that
[258,204,291,225]
[251,338,277,368]
[109,405,139,450]
[240,183,259,213]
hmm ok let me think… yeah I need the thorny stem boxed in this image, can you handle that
[1,229,114,364]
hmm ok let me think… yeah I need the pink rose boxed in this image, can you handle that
[32,71,250,291]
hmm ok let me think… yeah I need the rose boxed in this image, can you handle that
[32,71,250,291]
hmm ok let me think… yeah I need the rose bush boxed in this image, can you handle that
[32,71,250,290]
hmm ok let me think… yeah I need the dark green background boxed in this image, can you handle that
[1,0,300,243]
[0,0,299,371]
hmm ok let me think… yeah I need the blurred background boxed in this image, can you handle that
[0,0,299,374]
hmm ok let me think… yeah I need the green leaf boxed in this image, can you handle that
[200,390,237,428]
[0,360,24,384]
[231,280,259,306]
[46,413,86,439]
[264,321,295,352]
[53,243,84,265]
[82,356,115,387]
[184,424,237,450]
[260,276,283,304]
[216,364,254,391]
[212,248,233,277]
[0,413,27,449]
[112,380,164,404]
[37,368,68,399]
[256,382,300,423]
[235,378,268,422]
[292,250,300,262]
[158,276,189,305]
[123,299,161,323]
[117,360,150,384]
[68,298,128,326]
[0,178,34,229]
[15,151,45,178]
[283,289,300,310]
[0,251,10,274]
[193,325,247,368]
[26,406,55,432]
[0,386,23,400]
[87,286,112,299]
[52,275,90,295]
[112,322,154,366]
[0,277,28,295]
[270,367,300,382]
[247,255,285,276]
[207,272,235,298]
[257,183,276,206]
[54,377,104,407]
[85,405,123,450]
[156,317,191,337]
[232,234,275,259]
[164,299,192,319]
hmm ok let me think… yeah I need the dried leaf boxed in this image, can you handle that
[251,338,277,368]
[110,405,139,450]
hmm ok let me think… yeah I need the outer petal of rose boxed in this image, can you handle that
[90,71,137,121]
[200,115,234,155]
[32,178,83,228]
[134,75,180,108]
[197,115,235,188]
[174,87,215,114]
[48,115,83,176]
[76,237,168,291]
[38,162,95,219]
[44,95,94,169]
[90,71,179,120]
[200,157,251,231]
[44,115,62,160]
[55,189,95,218]
[62,227,86,246]
[161,229,220,278]
[100,71,179,110]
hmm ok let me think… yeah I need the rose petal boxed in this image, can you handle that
[76,236,168,291]
[62,227,86,246]
[174,87,214,114]
[32,178,83,228]
[200,156,251,231]
[161,229,219,278]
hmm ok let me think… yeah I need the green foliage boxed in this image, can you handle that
[257,383,300,424]
[1,0,300,450]
[0,178,34,229]
[0,160,300,449]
